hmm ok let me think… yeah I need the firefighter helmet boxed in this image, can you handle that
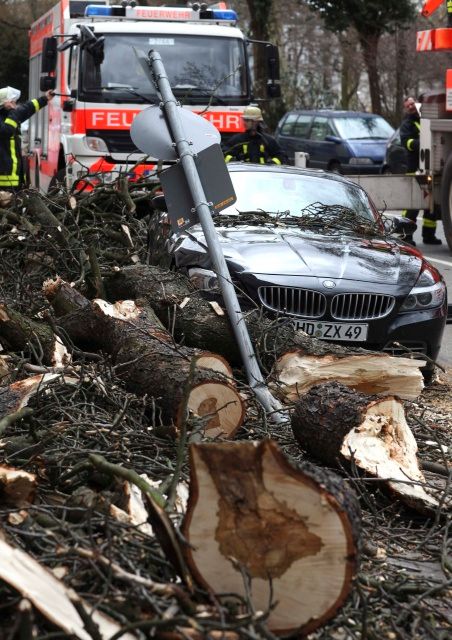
[0,86,21,106]
[242,106,263,121]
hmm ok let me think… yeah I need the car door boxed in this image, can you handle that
[276,113,312,164]
[275,113,299,163]
[289,114,313,162]
[307,116,337,170]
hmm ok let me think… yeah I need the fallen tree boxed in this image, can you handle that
[44,278,244,436]
[104,265,427,400]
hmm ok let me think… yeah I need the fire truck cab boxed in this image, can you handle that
[28,0,280,192]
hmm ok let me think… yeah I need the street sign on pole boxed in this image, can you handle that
[131,104,220,160]
[130,50,287,423]
[160,144,236,232]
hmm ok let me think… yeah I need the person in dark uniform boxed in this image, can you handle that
[0,86,54,190]
[224,106,287,165]
[399,96,441,245]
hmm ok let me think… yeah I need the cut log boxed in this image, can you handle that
[182,440,360,636]
[271,350,426,401]
[44,280,244,435]
[0,465,36,507]
[0,302,70,367]
[104,264,302,369]
[103,265,245,361]
[0,537,136,639]
[291,381,439,513]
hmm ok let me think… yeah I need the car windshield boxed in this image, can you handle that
[222,170,376,223]
[82,34,247,103]
[333,116,394,140]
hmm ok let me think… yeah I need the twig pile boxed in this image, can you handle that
[0,184,451,639]
[217,202,383,237]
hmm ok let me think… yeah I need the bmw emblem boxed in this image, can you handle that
[323,280,336,289]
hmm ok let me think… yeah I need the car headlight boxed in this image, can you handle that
[85,136,108,153]
[349,157,373,165]
[188,267,218,291]
[400,264,446,311]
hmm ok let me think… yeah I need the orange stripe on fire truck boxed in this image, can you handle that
[73,109,245,134]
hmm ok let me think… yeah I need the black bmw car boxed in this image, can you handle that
[168,164,447,367]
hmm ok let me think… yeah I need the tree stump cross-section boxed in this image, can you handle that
[182,440,360,635]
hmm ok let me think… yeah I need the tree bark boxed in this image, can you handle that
[182,439,360,636]
[245,0,274,100]
[360,32,382,114]
[0,302,70,367]
[292,381,439,514]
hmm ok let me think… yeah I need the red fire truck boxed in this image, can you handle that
[27,0,280,192]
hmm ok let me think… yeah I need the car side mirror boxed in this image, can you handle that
[152,194,167,211]
[325,135,341,144]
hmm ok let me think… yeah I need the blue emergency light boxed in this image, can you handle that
[85,5,125,17]
[208,9,238,21]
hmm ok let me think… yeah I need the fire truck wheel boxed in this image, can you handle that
[48,169,67,195]
[440,153,452,252]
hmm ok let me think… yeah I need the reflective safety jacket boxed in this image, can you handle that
[223,130,287,165]
[399,112,420,173]
[0,97,48,188]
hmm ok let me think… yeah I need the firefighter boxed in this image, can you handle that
[223,106,287,165]
[0,86,54,190]
[399,96,441,245]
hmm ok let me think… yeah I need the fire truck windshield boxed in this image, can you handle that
[81,33,248,103]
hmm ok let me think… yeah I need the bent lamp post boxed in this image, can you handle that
[132,51,287,423]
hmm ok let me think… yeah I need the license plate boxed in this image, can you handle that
[294,320,368,342]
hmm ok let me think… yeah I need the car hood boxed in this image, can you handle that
[176,226,423,288]
[345,139,388,161]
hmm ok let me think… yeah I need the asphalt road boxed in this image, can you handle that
[407,220,452,371]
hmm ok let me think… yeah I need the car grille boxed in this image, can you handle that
[331,293,395,320]
[258,287,395,321]
[258,286,327,318]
